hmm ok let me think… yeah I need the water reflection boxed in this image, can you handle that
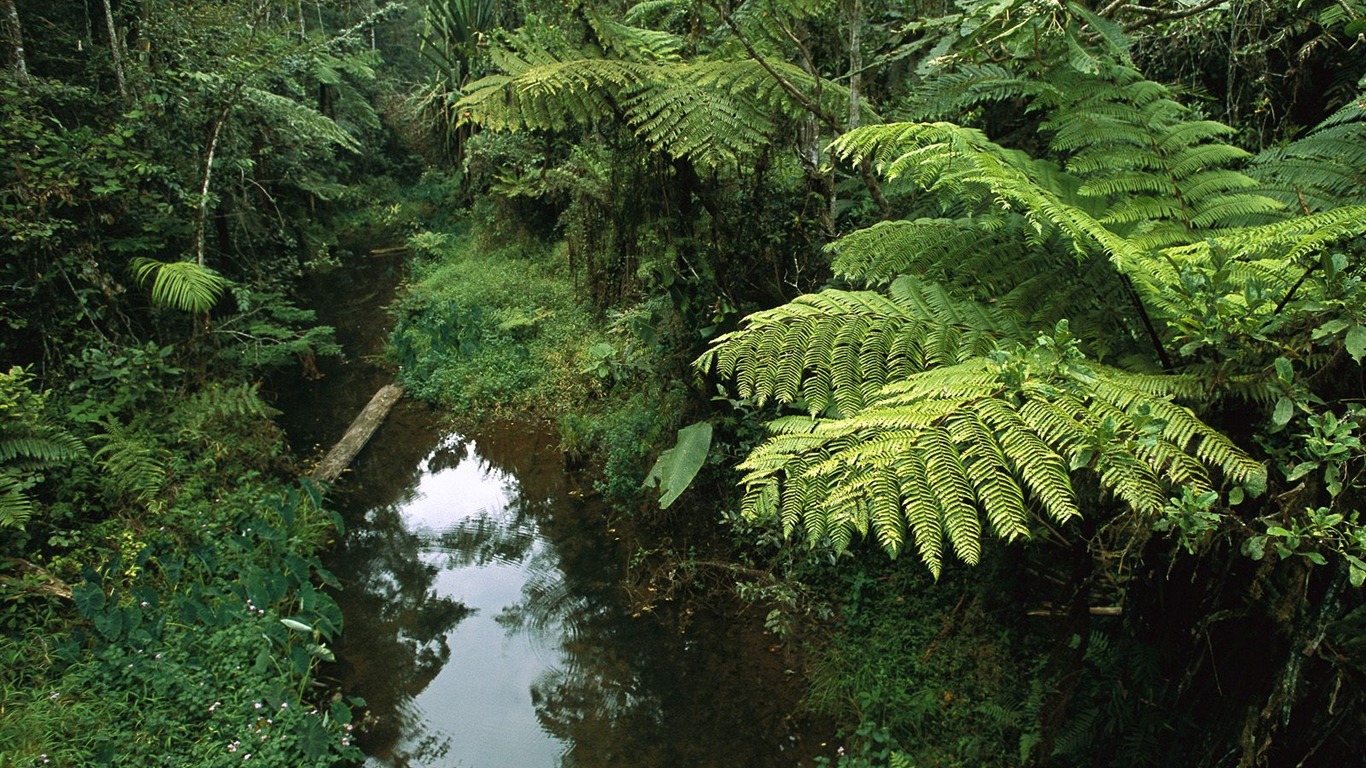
[328,418,816,768]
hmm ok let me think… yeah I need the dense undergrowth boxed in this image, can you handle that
[0,367,362,767]
[387,183,695,505]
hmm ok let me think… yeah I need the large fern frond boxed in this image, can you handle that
[734,339,1264,575]
[1251,85,1366,210]
[586,9,685,62]
[700,275,1028,416]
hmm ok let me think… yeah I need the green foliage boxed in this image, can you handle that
[389,225,605,417]
[454,24,866,169]
[725,324,1261,576]
[132,258,231,314]
[705,55,1366,580]
[0,367,86,528]
[644,420,713,508]
[89,419,170,512]
[1251,79,1366,210]
[805,561,1028,767]
[703,276,1027,417]
[1,481,359,767]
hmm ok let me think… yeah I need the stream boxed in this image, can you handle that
[276,252,822,768]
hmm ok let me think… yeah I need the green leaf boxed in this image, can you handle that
[1346,326,1366,363]
[643,421,713,509]
[1274,357,1294,384]
[1305,551,1327,566]
[1312,318,1350,340]
[1272,397,1294,427]
[280,618,314,633]
[1228,486,1244,506]
[307,642,335,661]
[1285,461,1319,481]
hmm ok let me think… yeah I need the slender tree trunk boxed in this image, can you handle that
[101,0,128,98]
[1,0,28,82]
[196,115,226,266]
[846,0,890,219]
[847,0,862,132]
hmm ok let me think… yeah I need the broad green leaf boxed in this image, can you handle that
[281,617,314,633]
[1274,357,1294,384]
[1285,461,1319,481]
[643,421,713,509]
[73,582,107,617]
[1272,397,1294,427]
[1346,325,1366,363]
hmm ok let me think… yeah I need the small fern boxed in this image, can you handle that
[131,258,230,314]
[0,367,86,528]
[90,420,169,512]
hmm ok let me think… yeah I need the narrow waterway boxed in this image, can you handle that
[277,251,821,768]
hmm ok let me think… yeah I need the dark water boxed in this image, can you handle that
[277,253,822,768]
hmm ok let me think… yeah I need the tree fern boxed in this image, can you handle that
[700,275,1027,417]
[1250,80,1366,210]
[729,330,1264,576]
[456,32,866,168]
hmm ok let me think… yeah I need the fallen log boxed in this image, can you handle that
[311,383,405,484]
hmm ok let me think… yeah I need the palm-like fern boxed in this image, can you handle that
[702,63,1366,573]
[735,329,1262,575]
[131,257,230,314]
[455,24,861,168]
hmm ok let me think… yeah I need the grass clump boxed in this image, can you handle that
[389,224,607,420]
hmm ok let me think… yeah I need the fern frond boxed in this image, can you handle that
[91,421,169,510]
[729,344,1263,572]
[131,258,230,314]
[586,9,685,62]
[240,86,361,153]
[700,277,1025,415]
[0,474,35,528]
[1251,90,1366,209]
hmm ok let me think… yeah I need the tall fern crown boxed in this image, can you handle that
[701,57,1366,574]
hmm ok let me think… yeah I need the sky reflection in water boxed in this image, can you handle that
[328,418,815,768]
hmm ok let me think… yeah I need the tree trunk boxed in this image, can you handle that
[312,383,405,484]
[1,0,28,82]
[101,0,128,98]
